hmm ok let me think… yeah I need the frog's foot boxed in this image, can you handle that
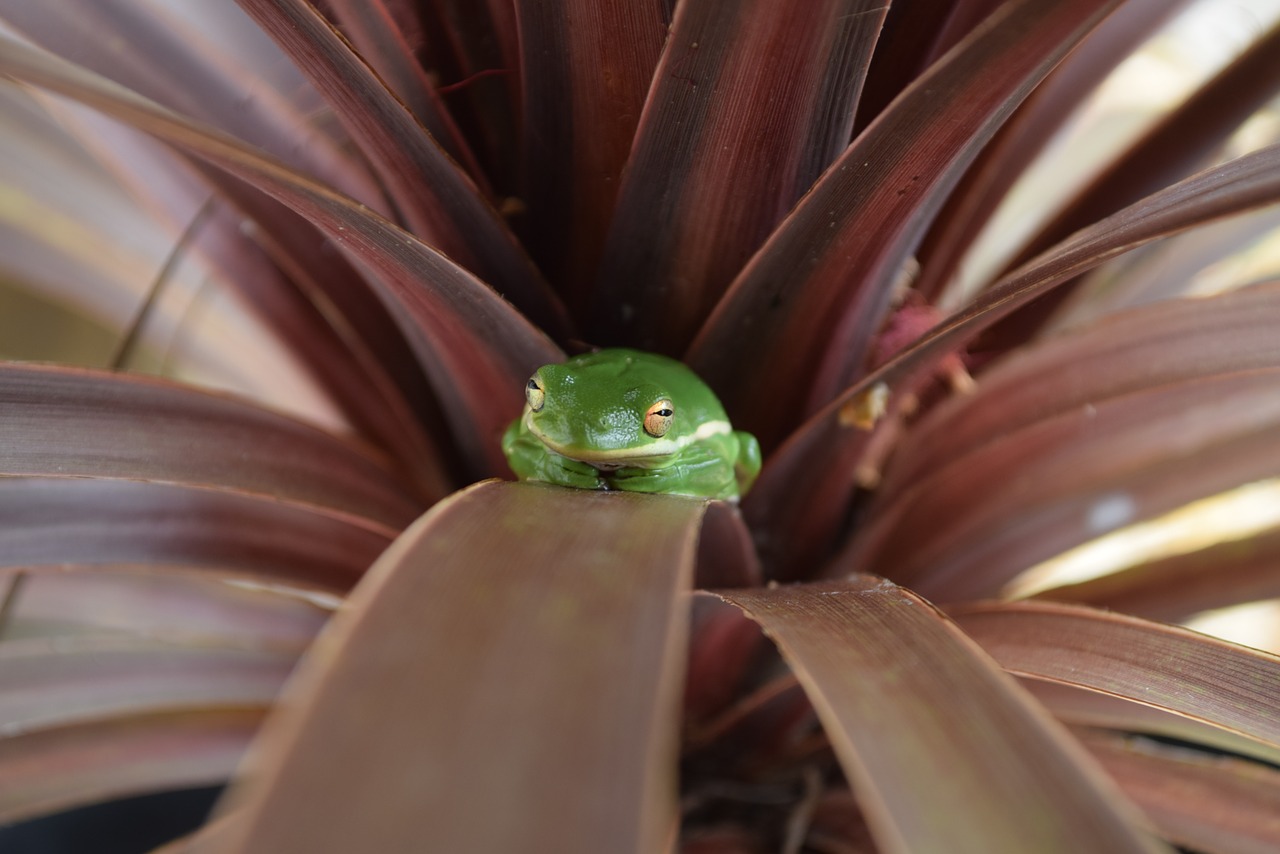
[538,453,606,490]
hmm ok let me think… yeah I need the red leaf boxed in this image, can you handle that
[211,482,704,852]
[687,0,1123,449]
[515,0,668,307]
[0,478,391,590]
[236,0,569,338]
[982,16,1280,349]
[0,709,262,826]
[591,0,885,353]
[716,576,1164,853]
[0,36,564,476]
[0,363,422,526]
[953,601,1280,751]
[752,145,1280,580]
[1079,728,1280,854]
[916,0,1188,300]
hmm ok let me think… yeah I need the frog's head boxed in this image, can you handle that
[521,349,729,469]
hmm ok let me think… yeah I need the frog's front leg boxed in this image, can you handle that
[502,422,605,490]
[608,445,739,501]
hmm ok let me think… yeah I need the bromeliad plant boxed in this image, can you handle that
[2,0,1280,851]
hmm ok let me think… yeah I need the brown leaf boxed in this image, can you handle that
[591,0,885,352]
[0,36,564,476]
[854,369,1280,599]
[319,0,490,189]
[983,16,1280,348]
[0,708,262,826]
[515,0,668,307]
[0,1,385,208]
[916,0,1188,300]
[209,482,705,853]
[0,363,422,526]
[1025,678,1280,769]
[236,0,569,338]
[716,576,1165,853]
[1,565,327,653]
[0,478,392,590]
[1039,525,1280,623]
[0,638,292,734]
[687,0,1124,449]
[877,282,1280,500]
[753,146,1280,580]
[952,602,1280,751]
[1079,728,1280,854]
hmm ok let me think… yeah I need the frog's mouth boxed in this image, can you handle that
[526,413,731,470]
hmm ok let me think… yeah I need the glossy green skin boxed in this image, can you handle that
[502,349,762,500]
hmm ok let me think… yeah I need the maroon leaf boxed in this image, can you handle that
[876,282,1280,501]
[0,638,292,733]
[591,0,885,353]
[515,0,668,307]
[0,363,422,526]
[0,709,263,826]
[165,160,454,486]
[752,145,1280,580]
[916,0,1189,300]
[0,1,385,209]
[1079,728,1280,854]
[0,478,392,590]
[981,16,1280,349]
[952,602,1280,751]
[211,482,704,852]
[1025,679,1280,769]
[235,0,569,339]
[852,0,996,133]
[686,0,1123,449]
[716,577,1164,853]
[1040,525,1280,623]
[45,99,453,478]
[319,0,490,190]
[0,36,564,476]
[1,565,329,652]
[853,369,1280,600]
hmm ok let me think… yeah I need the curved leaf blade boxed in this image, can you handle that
[1025,679,1280,769]
[983,16,1280,347]
[753,145,1280,579]
[319,0,490,189]
[2,565,328,652]
[235,0,568,338]
[0,708,262,826]
[0,36,563,477]
[878,282,1280,501]
[592,0,885,352]
[916,0,1190,300]
[212,482,705,853]
[1078,728,1280,854]
[715,576,1165,854]
[855,369,1280,599]
[952,602,1280,750]
[687,0,1122,448]
[0,639,292,734]
[0,478,392,590]
[1039,524,1280,623]
[0,363,422,527]
[516,0,667,305]
[0,0,386,208]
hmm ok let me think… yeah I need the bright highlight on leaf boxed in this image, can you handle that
[1007,478,1280,598]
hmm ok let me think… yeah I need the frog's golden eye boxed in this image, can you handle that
[525,377,545,412]
[644,399,674,437]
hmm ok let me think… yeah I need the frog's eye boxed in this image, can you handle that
[644,399,674,437]
[525,377,545,412]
